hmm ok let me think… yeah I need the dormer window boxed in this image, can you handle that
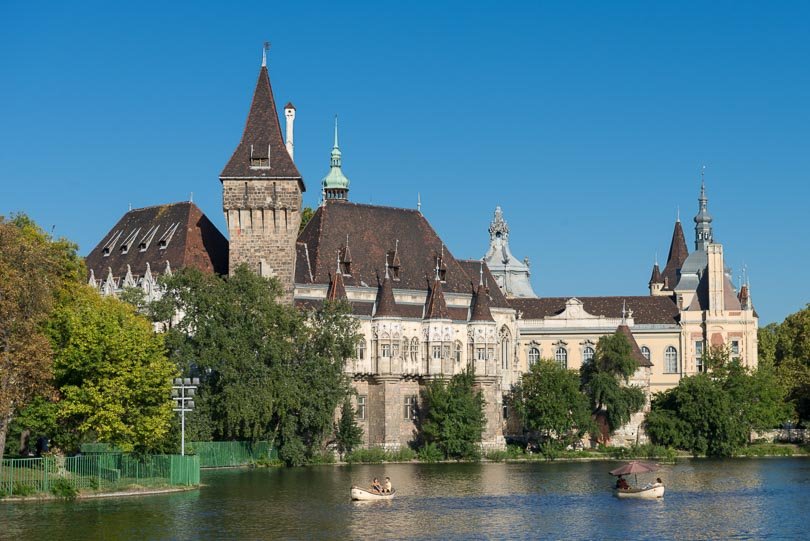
[340,261,351,276]
[157,222,180,250]
[103,247,110,256]
[387,250,401,281]
[250,157,269,167]
[118,229,140,256]
[101,230,123,258]
[138,225,159,252]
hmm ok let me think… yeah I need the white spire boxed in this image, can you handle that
[262,41,269,67]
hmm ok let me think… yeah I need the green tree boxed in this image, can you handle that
[0,215,83,460]
[418,369,486,460]
[580,332,645,436]
[299,206,315,233]
[46,285,177,453]
[511,359,592,449]
[334,398,363,459]
[158,266,358,465]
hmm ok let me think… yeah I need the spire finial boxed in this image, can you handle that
[621,299,627,324]
[189,192,193,203]
[655,251,659,266]
[334,115,339,149]
[417,192,421,212]
[336,251,341,274]
[479,259,484,286]
[434,256,441,281]
[262,41,270,67]
[676,205,680,222]
[385,258,390,280]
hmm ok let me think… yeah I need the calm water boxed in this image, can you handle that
[3,458,809,540]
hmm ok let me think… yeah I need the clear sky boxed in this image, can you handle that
[1,1,808,324]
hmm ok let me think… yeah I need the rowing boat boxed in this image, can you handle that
[351,486,396,501]
[614,484,665,500]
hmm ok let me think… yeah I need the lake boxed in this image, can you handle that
[4,458,809,540]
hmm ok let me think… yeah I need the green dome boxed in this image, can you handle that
[322,117,350,199]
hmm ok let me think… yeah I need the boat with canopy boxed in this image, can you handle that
[610,461,665,500]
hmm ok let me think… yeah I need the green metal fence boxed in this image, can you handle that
[0,454,199,497]
[187,441,277,468]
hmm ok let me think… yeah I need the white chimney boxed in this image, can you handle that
[284,102,296,160]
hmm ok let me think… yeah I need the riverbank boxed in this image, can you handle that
[1,484,199,503]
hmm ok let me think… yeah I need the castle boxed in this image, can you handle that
[87,52,758,449]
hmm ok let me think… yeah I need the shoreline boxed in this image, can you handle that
[1,485,200,503]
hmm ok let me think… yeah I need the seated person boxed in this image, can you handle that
[371,477,382,494]
[616,476,630,490]
[383,477,392,494]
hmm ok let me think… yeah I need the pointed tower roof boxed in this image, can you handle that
[322,116,350,201]
[374,264,400,317]
[326,255,347,301]
[648,262,663,286]
[693,172,713,251]
[220,54,304,190]
[615,324,653,368]
[661,219,688,290]
[424,266,450,320]
[470,261,494,322]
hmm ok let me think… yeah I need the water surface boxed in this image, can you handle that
[4,458,809,540]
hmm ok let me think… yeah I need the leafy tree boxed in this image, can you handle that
[334,398,363,459]
[757,323,779,368]
[418,369,486,460]
[580,332,645,437]
[511,359,592,449]
[46,285,177,453]
[158,266,358,465]
[299,206,315,233]
[0,215,83,460]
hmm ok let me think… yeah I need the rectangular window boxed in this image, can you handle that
[357,395,367,420]
[477,348,487,361]
[392,343,400,357]
[731,340,740,360]
[487,348,494,361]
[695,341,705,372]
[432,345,442,360]
[357,341,366,360]
[502,403,509,420]
[442,344,451,359]
[404,395,417,420]
[381,344,391,357]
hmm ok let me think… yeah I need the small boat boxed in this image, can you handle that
[614,484,665,500]
[351,486,396,501]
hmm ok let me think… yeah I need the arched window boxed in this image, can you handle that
[528,347,540,367]
[454,340,463,363]
[500,327,512,370]
[641,346,651,362]
[410,338,419,363]
[555,347,568,369]
[665,346,678,374]
[357,340,366,360]
[583,346,594,364]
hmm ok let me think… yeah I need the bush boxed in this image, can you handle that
[485,450,509,462]
[10,482,37,497]
[308,451,336,465]
[345,447,387,464]
[417,443,444,463]
[735,444,795,457]
[386,447,416,462]
[50,478,78,500]
[607,444,678,462]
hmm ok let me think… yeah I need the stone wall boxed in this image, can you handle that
[223,179,301,303]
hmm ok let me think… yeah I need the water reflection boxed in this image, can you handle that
[3,458,808,540]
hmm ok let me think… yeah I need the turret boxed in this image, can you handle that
[321,116,351,201]
[694,172,713,252]
[648,261,664,296]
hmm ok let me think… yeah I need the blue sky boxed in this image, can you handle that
[1,1,808,324]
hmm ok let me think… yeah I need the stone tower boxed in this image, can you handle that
[220,48,305,303]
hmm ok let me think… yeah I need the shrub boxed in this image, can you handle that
[485,450,509,462]
[50,478,78,500]
[387,447,416,462]
[308,451,336,465]
[416,443,444,463]
[11,482,38,497]
[345,447,387,464]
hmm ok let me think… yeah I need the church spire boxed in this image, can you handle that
[470,261,494,322]
[424,261,450,320]
[661,219,689,290]
[321,115,350,201]
[694,167,713,251]
[326,253,347,301]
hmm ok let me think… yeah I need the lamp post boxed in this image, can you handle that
[171,377,199,456]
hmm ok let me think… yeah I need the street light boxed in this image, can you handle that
[171,377,199,456]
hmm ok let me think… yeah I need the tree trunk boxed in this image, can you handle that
[0,413,12,463]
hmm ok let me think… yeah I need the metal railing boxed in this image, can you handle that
[186,441,277,468]
[0,454,199,497]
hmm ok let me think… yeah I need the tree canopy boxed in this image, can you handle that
[580,332,645,437]
[760,304,810,424]
[511,359,592,449]
[418,369,486,460]
[0,215,83,460]
[158,265,359,465]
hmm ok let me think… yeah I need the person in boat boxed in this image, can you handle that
[655,477,663,486]
[371,477,383,494]
[616,475,630,490]
[383,477,392,494]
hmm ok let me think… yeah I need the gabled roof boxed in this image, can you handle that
[220,66,304,189]
[85,202,228,282]
[295,201,474,294]
[508,296,680,325]
[661,220,688,290]
[326,270,347,301]
[616,324,653,367]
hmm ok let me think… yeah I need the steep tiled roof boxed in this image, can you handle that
[616,324,653,367]
[457,259,511,309]
[296,201,474,294]
[220,66,304,189]
[649,263,663,285]
[661,220,688,290]
[470,284,494,322]
[374,272,400,317]
[85,202,228,282]
[295,298,374,317]
[686,271,742,312]
[509,296,679,325]
[424,277,450,320]
[326,271,347,301]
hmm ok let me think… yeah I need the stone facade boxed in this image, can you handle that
[223,179,301,302]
